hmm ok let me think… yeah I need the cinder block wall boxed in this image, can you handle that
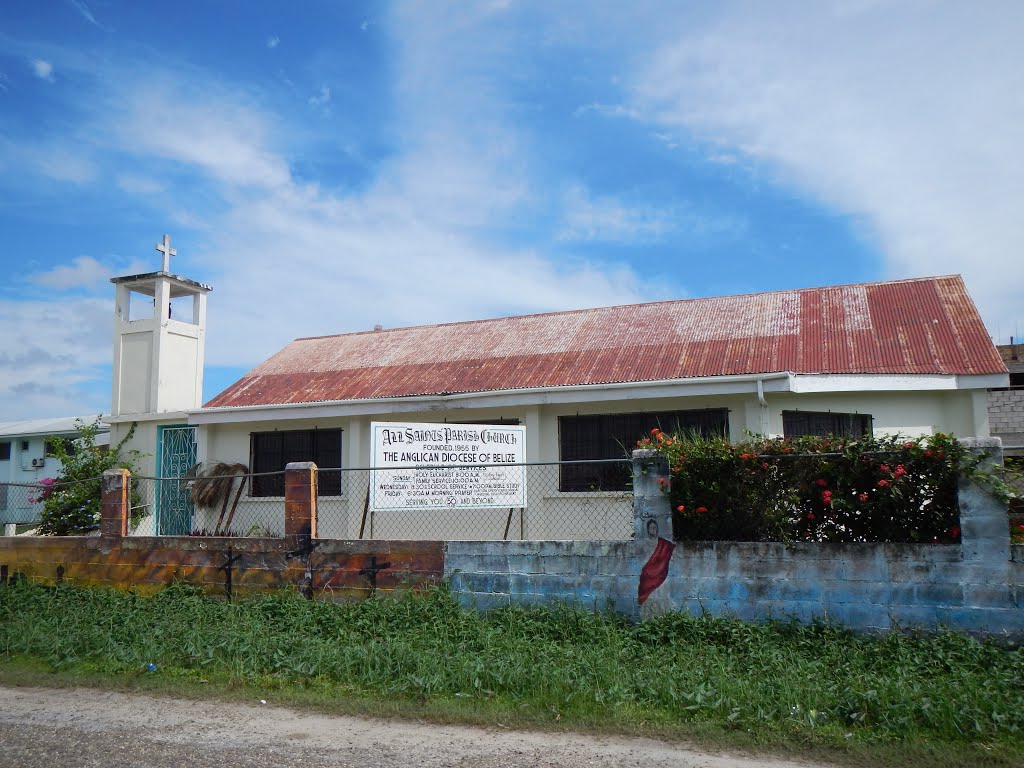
[3,453,1021,637]
[988,389,1024,436]
[445,540,1023,635]
[445,441,1024,637]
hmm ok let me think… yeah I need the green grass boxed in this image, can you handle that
[1,581,1022,768]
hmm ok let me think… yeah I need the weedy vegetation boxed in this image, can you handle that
[1,581,1022,768]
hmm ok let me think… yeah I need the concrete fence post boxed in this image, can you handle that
[100,468,129,539]
[284,462,317,544]
[958,437,1010,563]
[632,449,673,541]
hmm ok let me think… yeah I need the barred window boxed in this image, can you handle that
[558,409,729,491]
[782,410,872,438]
[250,429,342,497]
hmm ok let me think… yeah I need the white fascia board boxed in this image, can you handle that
[188,372,793,426]
[788,373,1009,393]
[106,410,191,425]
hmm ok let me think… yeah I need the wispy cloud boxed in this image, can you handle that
[29,256,109,290]
[573,102,639,120]
[558,185,676,244]
[308,84,330,108]
[0,297,111,419]
[115,84,292,190]
[31,59,54,81]
[0,7,647,405]
[115,173,163,196]
[33,145,96,183]
[266,35,280,49]
[625,0,1024,337]
[69,0,101,28]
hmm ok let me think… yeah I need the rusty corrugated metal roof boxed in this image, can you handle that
[204,275,1006,408]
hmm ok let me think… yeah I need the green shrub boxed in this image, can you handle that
[638,431,987,543]
[34,418,142,536]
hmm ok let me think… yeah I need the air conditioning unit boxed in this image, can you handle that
[30,457,46,468]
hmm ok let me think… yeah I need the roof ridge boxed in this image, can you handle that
[292,274,962,343]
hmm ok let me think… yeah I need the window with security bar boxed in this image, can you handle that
[558,409,729,491]
[250,429,342,496]
[782,410,872,438]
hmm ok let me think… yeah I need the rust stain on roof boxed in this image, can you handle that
[205,276,1006,409]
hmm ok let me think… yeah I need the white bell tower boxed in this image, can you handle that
[110,235,212,417]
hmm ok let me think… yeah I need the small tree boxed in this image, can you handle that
[35,418,142,535]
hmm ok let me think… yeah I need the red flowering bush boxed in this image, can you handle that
[640,431,983,544]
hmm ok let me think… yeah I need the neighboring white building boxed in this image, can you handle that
[0,415,109,529]
[107,241,1009,538]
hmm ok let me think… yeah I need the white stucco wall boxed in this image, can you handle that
[117,332,153,414]
[174,386,983,541]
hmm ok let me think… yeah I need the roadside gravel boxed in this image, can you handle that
[0,685,832,768]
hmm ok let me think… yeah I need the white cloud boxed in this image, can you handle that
[115,85,292,190]
[70,0,101,28]
[0,297,110,420]
[625,0,1024,337]
[573,102,640,120]
[34,146,96,183]
[266,35,280,49]
[116,173,163,196]
[32,59,54,81]
[308,85,331,108]
[29,256,109,290]
[558,185,676,243]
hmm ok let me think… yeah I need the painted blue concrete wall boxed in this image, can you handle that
[445,440,1024,637]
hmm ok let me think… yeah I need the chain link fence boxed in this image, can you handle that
[128,472,284,537]
[0,481,48,529]
[316,460,634,541]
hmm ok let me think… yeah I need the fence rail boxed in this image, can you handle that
[0,481,46,525]
[317,460,632,540]
[5,451,1020,539]
[116,461,632,540]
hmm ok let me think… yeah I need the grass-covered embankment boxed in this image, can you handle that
[1,581,1022,767]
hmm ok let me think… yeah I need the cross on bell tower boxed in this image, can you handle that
[110,235,212,417]
[156,234,177,273]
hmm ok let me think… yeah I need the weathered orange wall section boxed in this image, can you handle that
[0,536,444,599]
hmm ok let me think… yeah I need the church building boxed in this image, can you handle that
[106,237,1009,539]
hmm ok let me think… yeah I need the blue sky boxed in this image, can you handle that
[0,0,1021,421]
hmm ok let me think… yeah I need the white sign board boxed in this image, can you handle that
[370,422,527,511]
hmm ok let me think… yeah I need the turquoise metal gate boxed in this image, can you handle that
[157,425,197,535]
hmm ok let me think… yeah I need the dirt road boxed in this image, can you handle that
[0,685,829,768]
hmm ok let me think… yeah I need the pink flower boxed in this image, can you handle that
[878,479,891,487]
[858,492,869,502]
[815,479,829,487]
[695,506,708,514]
